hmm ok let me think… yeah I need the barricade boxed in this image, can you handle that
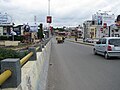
[0,38,51,89]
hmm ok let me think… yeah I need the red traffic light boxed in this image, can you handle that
[47,16,52,23]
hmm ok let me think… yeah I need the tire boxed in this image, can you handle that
[93,49,97,55]
[104,52,109,59]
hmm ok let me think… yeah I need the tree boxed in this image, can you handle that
[38,23,44,39]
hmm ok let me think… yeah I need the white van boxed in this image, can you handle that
[93,37,120,59]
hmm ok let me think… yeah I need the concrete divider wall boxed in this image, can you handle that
[2,40,51,90]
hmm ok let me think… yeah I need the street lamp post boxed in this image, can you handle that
[48,0,51,38]
[48,0,50,16]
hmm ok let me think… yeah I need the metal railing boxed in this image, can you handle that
[20,52,33,66]
[0,70,12,85]
[0,50,34,86]
[36,47,40,51]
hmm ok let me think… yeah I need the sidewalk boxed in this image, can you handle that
[66,38,94,46]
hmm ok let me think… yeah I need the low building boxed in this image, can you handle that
[13,25,24,35]
[0,25,13,35]
[0,13,13,36]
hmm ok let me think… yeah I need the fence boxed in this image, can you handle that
[0,38,51,89]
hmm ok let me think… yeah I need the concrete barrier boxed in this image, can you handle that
[0,41,20,46]
[1,40,51,90]
[0,41,4,46]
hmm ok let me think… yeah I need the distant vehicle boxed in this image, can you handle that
[56,32,66,44]
[93,38,99,42]
[83,38,93,43]
[93,37,120,59]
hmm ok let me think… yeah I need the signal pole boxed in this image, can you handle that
[48,0,51,38]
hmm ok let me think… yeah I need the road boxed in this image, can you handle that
[46,38,120,90]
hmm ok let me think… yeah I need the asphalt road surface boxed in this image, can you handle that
[46,38,120,90]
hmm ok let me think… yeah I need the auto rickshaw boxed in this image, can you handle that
[56,32,66,44]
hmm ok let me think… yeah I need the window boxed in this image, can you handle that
[115,34,119,37]
[97,39,102,44]
[109,39,120,46]
[102,39,106,44]
[115,29,118,32]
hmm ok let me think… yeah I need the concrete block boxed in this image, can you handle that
[1,59,21,88]
[5,41,20,46]
[44,40,47,46]
[0,41,5,46]
[41,42,45,48]
[28,47,37,61]
[39,44,42,52]
[35,44,42,52]
[19,50,28,59]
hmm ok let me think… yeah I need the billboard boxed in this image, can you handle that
[0,13,12,25]
[97,16,102,25]
[29,23,38,32]
[92,13,115,26]
[92,14,102,25]
[102,15,115,26]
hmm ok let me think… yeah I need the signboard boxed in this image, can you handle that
[29,23,38,32]
[102,15,115,26]
[47,16,52,23]
[0,13,12,25]
[0,14,8,23]
[92,13,115,26]
[97,16,102,25]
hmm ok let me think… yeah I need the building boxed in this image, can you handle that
[83,11,115,39]
[92,11,115,38]
[83,20,93,39]
[0,13,13,36]
[13,25,24,35]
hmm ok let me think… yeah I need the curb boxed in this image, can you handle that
[67,40,94,46]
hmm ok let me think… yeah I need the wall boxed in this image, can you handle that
[2,40,51,90]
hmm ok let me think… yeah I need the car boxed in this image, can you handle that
[84,38,94,43]
[93,37,120,59]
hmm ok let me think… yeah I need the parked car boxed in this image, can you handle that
[83,38,94,43]
[93,37,120,59]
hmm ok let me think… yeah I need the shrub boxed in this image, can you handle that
[14,35,24,41]
[0,48,20,60]
[0,36,11,40]
[0,35,24,42]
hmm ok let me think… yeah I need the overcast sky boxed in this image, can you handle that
[0,0,120,27]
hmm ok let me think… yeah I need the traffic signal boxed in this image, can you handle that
[47,16,52,23]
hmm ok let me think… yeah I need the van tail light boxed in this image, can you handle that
[108,45,112,51]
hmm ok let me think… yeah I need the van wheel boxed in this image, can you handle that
[93,49,97,55]
[104,53,109,59]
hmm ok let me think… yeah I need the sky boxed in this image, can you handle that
[0,0,120,27]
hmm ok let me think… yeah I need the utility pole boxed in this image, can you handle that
[48,0,51,38]
[48,0,50,16]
